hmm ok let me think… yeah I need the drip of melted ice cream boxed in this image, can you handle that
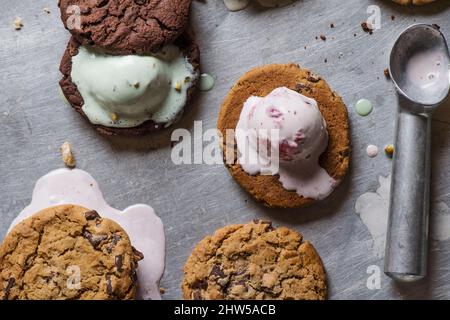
[235,87,337,200]
[8,169,165,300]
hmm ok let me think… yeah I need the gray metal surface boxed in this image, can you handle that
[1,0,450,300]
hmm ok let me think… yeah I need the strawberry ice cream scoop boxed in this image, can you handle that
[235,87,337,200]
[245,87,328,162]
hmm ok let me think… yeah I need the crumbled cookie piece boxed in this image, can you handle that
[361,22,373,34]
[13,17,23,30]
[60,141,76,168]
[43,7,51,14]
[384,68,391,79]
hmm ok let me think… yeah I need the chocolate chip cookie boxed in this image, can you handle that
[0,205,143,300]
[58,0,192,55]
[59,32,200,136]
[217,64,350,208]
[182,220,327,300]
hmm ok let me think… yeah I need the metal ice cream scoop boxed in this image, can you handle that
[385,24,450,282]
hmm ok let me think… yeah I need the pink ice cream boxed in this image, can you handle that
[235,87,337,200]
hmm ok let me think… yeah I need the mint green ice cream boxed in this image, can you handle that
[71,45,197,128]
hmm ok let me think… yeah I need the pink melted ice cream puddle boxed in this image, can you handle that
[7,168,165,300]
[235,87,338,200]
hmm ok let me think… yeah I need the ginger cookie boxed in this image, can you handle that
[217,64,350,208]
[0,205,143,300]
[58,0,192,55]
[182,220,327,300]
[59,32,200,136]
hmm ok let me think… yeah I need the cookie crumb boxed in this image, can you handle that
[391,15,395,21]
[361,22,373,35]
[13,17,23,30]
[307,72,321,83]
[330,23,335,28]
[385,144,394,157]
[174,81,182,92]
[432,24,441,31]
[43,7,51,14]
[132,81,140,89]
[110,113,119,122]
[320,34,326,41]
[159,287,166,295]
[61,142,76,168]
[384,68,391,79]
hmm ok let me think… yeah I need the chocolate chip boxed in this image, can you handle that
[210,265,225,278]
[192,290,202,300]
[295,83,309,92]
[106,275,113,296]
[115,255,123,272]
[132,247,144,261]
[83,230,108,248]
[131,269,138,284]
[4,277,15,298]
[262,287,275,294]
[84,210,100,220]
[107,234,121,253]
[236,279,247,286]
[307,73,321,82]
[193,279,208,290]
[234,269,247,276]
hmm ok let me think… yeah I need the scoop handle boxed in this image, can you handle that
[384,107,431,281]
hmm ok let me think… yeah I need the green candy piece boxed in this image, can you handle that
[355,99,373,116]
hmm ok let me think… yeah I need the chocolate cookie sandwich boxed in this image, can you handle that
[217,64,350,208]
[0,205,143,300]
[58,0,200,135]
[392,0,436,5]
[59,33,200,136]
[58,0,193,55]
[182,220,327,300]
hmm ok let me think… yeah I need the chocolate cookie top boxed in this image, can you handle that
[182,220,327,300]
[58,0,192,55]
[0,205,143,300]
[392,0,436,4]
[59,32,200,136]
[217,64,350,208]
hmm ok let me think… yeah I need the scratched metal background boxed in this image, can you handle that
[1,0,450,300]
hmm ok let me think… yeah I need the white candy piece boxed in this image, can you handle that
[8,168,165,300]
